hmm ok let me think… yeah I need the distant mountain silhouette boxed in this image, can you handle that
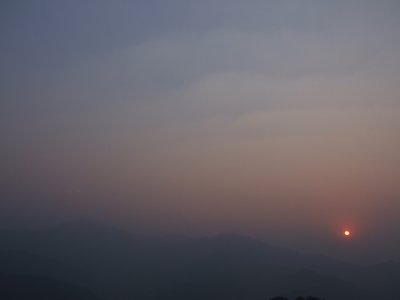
[0,221,399,300]
[0,272,99,300]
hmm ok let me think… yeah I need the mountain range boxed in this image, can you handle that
[0,221,398,300]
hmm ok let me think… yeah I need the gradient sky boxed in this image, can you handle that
[1,0,400,263]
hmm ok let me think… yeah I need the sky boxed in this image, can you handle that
[1,0,400,263]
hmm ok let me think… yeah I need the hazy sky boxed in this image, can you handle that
[1,0,400,263]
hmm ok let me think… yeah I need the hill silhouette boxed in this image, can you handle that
[0,221,398,300]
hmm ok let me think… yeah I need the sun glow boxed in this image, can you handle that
[344,230,351,237]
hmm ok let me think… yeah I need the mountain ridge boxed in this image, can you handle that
[0,220,398,300]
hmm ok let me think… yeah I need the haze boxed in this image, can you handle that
[1,0,400,264]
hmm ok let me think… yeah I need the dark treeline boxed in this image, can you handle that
[270,297,325,300]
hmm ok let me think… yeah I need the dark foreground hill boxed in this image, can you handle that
[0,272,100,300]
[0,221,398,300]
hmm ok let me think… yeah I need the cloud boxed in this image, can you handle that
[1,1,400,257]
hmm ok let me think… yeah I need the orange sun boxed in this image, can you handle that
[344,230,351,237]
